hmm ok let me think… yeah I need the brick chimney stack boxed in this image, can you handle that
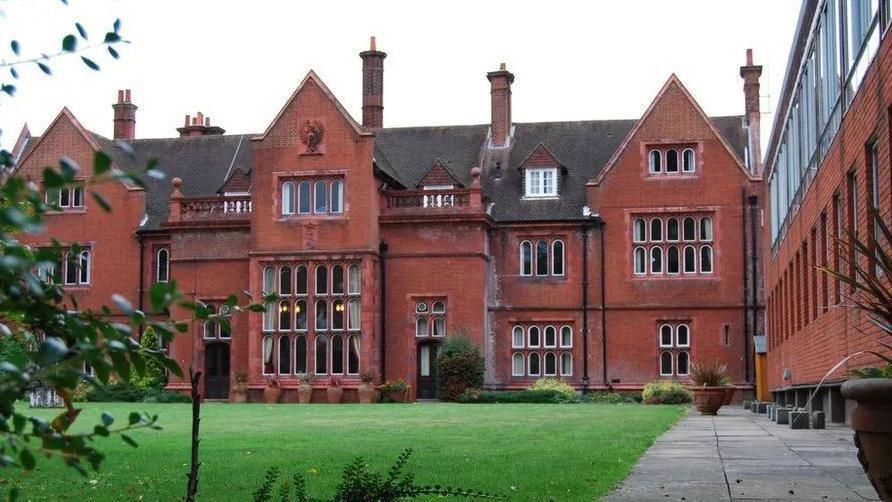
[177,111,225,137]
[487,63,514,148]
[359,36,386,129]
[740,49,763,174]
[112,89,137,141]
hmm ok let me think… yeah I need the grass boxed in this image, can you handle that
[10,402,685,501]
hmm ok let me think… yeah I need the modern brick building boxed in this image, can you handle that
[11,39,764,402]
[764,1,892,422]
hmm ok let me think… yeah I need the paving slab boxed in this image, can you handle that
[605,407,880,501]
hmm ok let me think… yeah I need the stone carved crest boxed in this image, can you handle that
[300,119,325,154]
[303,221,318,250]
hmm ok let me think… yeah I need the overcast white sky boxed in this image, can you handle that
[1,0,801,152]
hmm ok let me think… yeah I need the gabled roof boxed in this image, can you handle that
[517,143,564,170]
[15,107,104,173]
[417,160,464,188]
[590,75,755,186]
[374,124,487,188]
[219,166,252,194]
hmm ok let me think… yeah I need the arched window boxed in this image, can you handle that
[676,324,690,347]
[332,299,344,330]
[348,264,361,294]
[281,181,295,215]
[677,351,690,375]
[315,335,328,374]
[650,246,663,274]
[347,299,360,330]
[295,265,308,295]
[512,352,525,376]
[699,217,713,241]
[560,352,573,376]
[666,149,679,172]
[332,265,344,294]
[78,251,91,284]
[683,217,696,241]
[552,240,564,276]
[660,324,673,347]
[295,335,308,374]
[347,335,360,375]
[633,218,646,242]
[528,352,541,376]
[700,245,713,273]
[314,180,328,213]
[278,300,292,331]
[262,266,275,294]
[544,352,557,376]
[432,317,446,337]
[660,351,673,376]
[634,246,647,275]
[535,240,549,276]
[204,305,218,339]
[315,265,328,295]
[666,218,679,241]
[527,325,541,347]
[295,299,307,331]
[279,266,292,295]
[262,301,275,332]
[415,317,429,337]
[649,150,662,173]
[560,326,573,348]
[682,149,695,172]
[298,181,311,214]
[432,301,446,314]
[331,335,344,374]
[330,180,344,214]
[315,299,328,330]
[683,245,697,273]
[520,241,533,276]
[512,326,525,348]
[667,246,680,274]
[650,218,662,241]
[156,249,169,283]
[544,326,557,347]
[262,335,274,375]
[279,336,291,374]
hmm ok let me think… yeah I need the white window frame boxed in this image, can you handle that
[262,335,275,376]
[528,352,541,377]
[524,168,558,198]
[700,245,714,274]
[330,179,344,214]
[683,245,697,274]
[528,326,541,348]
[633,218,646,243]
[281,181,295,215]
[560,351,573,376]
[520,240,533,276]
[512,352,525,377]
[559,325,573,348]
[551,240,565,276]
[666,217,679,242]
[665,149,679,173]
[648,149,662,173]
[633,246,647,275]
[512,326,525,348]
[156,248,169,283]
[659,324,674,348]
[543,352,558,376]
[676,324,691,348]
[682,148,696,173]
[660,351,674,376]
[667,245,680,275]
[543,325,557,348]
[650,218,663,242]
[77,250,91,285]
[650,246,663,274]
[676,350,690,376]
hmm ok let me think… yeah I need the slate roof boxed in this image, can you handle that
[373,125,487,188]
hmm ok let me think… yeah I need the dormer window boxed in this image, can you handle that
[646,145,696,176]
[525,168,557,198]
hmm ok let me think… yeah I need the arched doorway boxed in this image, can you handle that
[416,341,439,400]
[204,342,230,399]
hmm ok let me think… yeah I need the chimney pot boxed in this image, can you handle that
[184,114,190,127]
[487,64,515,147]
[740,49,763,174]
[112,89,137,141]
[500,62,506,71]
[370,36,376,51]
[124,89,131,102]
[117,89,124,102]
[360,38,386,128]
[205,117,210,127]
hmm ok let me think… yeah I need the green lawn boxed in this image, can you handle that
[11,402,684,501]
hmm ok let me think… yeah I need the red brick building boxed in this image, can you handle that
[763,1,892,422]
[11,40,764,402]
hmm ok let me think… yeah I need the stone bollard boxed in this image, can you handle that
[789,410,810,429]
[768,404,776,421]
[757,402,769,414]
[776,407,791,425]
[743,400,751,410]
[811,411,825,429]
[751,401,758,413]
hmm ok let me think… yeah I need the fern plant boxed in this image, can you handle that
[252,449,505,502]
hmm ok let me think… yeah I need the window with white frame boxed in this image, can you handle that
[632,215,715,276]
[57,249,91,286]
[519,238,565,277]
[646,147,696,176]
[524,168,558,198]
[511,324,573,377]
[45,184,85,210]
[202,304,231,340]
[658,322,691,377]
[156,248,169,283]
[414,299,446,337]
[261,261,361,377]
[280,178,345,216]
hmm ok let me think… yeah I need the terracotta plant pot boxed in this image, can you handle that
[722,387,734,406]
[386,390,407,403]
[297,384,313,404]
[357,383,377,404]
[230,383,248,404]
[263,386,281,404]
[691,386,726,415]
[841,378,892,501]
[327,386,344,404]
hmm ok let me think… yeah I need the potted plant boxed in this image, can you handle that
[297,373,313,404]
[825,210,892,501]
[688,359,728,415]
[326,376,343,404]
[378,379,409,403]
[231,371,248,403]
[721,376,734,406]
[357,371,378,404]
[262,377,281,404]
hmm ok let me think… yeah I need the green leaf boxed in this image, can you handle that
[62,34,77,52]
[103,32,121,44]
[81,56,99,71]
[93,425,109,437]
[160,356,184,378]
[38,337,68,363]
[111,294,133,314]
[37,62,51,75]
[10,40,20,56]
[128,412,141,426]
[91,192,110,212]
[75,23,88,40]
[10,66,19,79]
[1,84,16,97]
[100,412,114,427]
[225,294,238,309]
[113,18,121,32]
[19,449,34,471]
[107,46,119,59]
[93,151,111,175]
[120,434,138,448]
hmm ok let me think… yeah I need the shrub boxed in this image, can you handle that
[435,335,484,401]
[458,389,569,404]
[642,381,692,404]
[131,327,168,390]
[584,392,641,404]
[85,382,191,403]
[531,378,576,400]
[0,332,31,368]
[689,359,728,387]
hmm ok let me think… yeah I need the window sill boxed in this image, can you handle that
[521,196,559,201]
[46,209,87,215]
[276,214,346,222]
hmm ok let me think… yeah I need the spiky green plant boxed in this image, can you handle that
[689,359,729,387]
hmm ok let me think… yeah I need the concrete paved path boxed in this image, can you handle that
[604,407,879,501]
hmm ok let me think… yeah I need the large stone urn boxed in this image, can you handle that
[841,378,892,501]
[691,387,726,416]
